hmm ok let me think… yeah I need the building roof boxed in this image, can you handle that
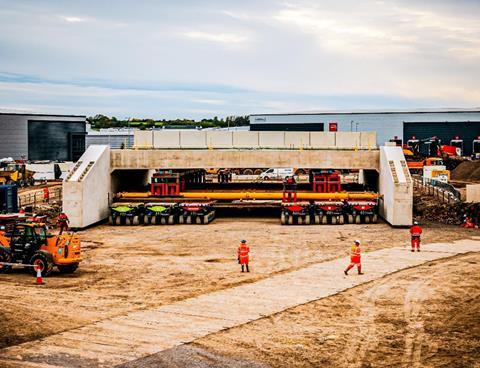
[0,111,85,118]
[250,108,480,117]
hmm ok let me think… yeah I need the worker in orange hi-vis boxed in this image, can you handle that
[410,221,423,252]
[237,240,250,273]
[57,212,70,234]
[344,240,364,275]
[43,187,50,203]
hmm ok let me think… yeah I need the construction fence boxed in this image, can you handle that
[18,186,62,207]
[413,178,461,204]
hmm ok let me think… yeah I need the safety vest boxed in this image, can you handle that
[351,245,361,258]
[410,225,422,237]
[238,244,249,257]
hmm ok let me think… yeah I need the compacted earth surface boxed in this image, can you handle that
[0,218,478,367]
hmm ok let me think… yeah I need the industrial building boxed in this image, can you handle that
[86,125,134,149]
[250,109,480,155]
[0,112,86,161]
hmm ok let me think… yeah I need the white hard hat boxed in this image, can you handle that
[354,239,360,244]
[414,221,418,225]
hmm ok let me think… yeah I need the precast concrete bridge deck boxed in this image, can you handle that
[63,131,412,228]
[110,148,380,170]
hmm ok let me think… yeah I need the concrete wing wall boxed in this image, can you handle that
[378,145,413,226]
[63,145,111,228]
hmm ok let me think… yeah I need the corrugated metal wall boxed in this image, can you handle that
[28,120,86,161]
[86,134,134,149]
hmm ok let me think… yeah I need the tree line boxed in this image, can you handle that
[87,115,250,130]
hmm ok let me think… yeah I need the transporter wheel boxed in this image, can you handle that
[281,212,286,225]
[160,217,167,225]
[203,214,210,224]
[243,169,254,175]
[348,215,354,224]
[355,215,361,224]
[253,169,263,175]
[29,252,53,277]
[288,216,293,225]
[305,215,311,225]
[339,216,345,225]
[314,215,320,225]
[186,216,192,224]
[168,215,175,225]
[365,215,371,224]
[115,216,122,226]
[0,248,12,273]
[298,216,303,225]
[108,216,113,225]
[132,216,140,226]
[321,216,328,225]
[143,215,150,225]
[152,216,159,225]
[372,214,378,223]
[179,216,184,224]
[57,263,79,274]
[331,216,338,225]
[196,216,202,224]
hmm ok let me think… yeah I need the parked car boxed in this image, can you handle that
[259,168,296,180]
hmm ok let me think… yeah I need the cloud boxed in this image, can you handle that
[183,31,247,44]
[61,16,87,23]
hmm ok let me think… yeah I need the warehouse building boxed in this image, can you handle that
[86,125,134,149]
[0,112,86,161]
[250,109,480,155]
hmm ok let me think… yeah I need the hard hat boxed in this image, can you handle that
[241,240,246,243]
[354,239,360,244]
[414,221,418,225]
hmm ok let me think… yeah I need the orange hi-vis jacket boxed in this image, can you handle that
[350,244,361,264]
[410,225,422,237]
[237,243,250,265]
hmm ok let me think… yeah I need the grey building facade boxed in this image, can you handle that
[250,109,480,155]
[0,113,86,161]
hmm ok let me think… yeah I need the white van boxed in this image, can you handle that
[259,168,295,180]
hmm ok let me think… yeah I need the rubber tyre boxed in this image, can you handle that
[348,215,354,224]
[159,217,166,225]
[288,216,293,225]
[281,212,286,225]
[253,169,263,175]
[179,216,185,224]
[58,263,79,274]
[144,215,151,225]
[332,216,338,225]
[355,215,361,224]
[186,216,192,224]
[321,216,328,225]
[196,216,202,224]
[298,216,303,225]
[133,216,140,226]
[0,248,12,273]
[372,214,378,223]
[365,215,371,224]
[115,216,122,226]
[203,214,210,224]
[305,215,311,225]
[314,215,320,225]
[30,252,53,277]
[108,216,113,225]
[168,215,175,225]
[339,216,345,225]
[243,169,254,175]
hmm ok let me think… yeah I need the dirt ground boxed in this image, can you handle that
[0,218,478,366]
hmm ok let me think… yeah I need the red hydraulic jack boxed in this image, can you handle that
[282,176,297,202]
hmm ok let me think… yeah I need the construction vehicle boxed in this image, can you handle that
[0,222,82,276]
[473,136,480,159]
[109,203,143,225]
[178,202,215,224]
[143,203,179,225]
[405,136,462,172]
[0,161,35,187]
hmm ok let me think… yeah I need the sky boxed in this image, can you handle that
[0,0,479,119]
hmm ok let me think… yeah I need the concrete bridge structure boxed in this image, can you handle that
[63,131,412,228]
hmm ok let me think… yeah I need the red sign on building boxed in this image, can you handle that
[329,122,338,132]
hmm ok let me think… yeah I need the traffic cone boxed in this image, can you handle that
[35,267,44,285]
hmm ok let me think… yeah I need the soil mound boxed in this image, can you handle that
[451,161,480,181]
